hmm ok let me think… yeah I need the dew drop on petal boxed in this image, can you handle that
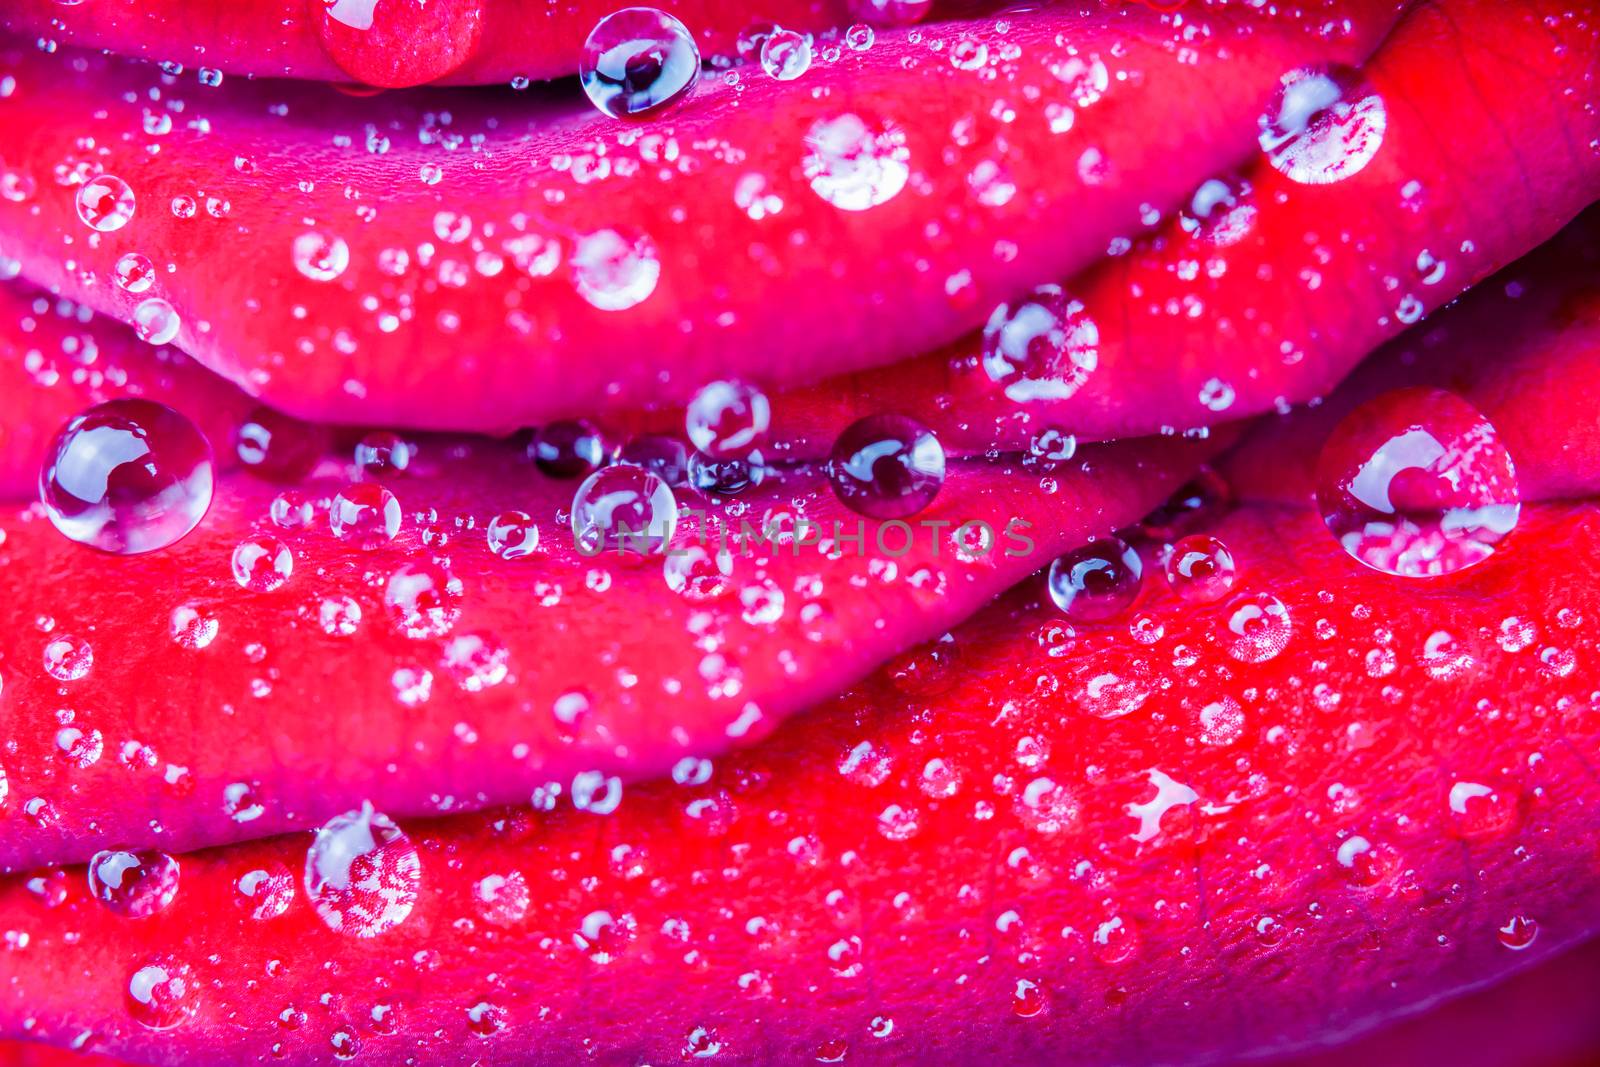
[235,864,295,920]
[827,414,945,519]
[686,380,770,458]
[328,483,402,549]
[88,849,180,917]
[579,7,700,120]
[384,561,463,639]
[1164,535,1237,603]
[292,230,350,282]
[1047,537,1141,622]
[132,298,181,345]
[571,229,660,311]
[981,286,1099,402]
[804,113,910,212]
[1315,387,1520,578]
[42,633,93,681]
[231,536,294,592]
[486,510,540,559]
[572,465,678,555]
[303,803,421,937]
[1223,592,1293,663]
[442,632,510,692]
[40,400,212,554]
[75,174,136,232]
[114,252,156,293]
[1258,65,1386,185]
[126,958,198,1030]
[760,29,812,81]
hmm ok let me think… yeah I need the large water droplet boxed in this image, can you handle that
[232,536,294,592]
[1223,592,1292,663]
[132,298,181,345]
[981,286,1099,402]
[1047,537,1141,622]
[1164,535,1237,603]
[292,230,350,282]
[329,483,402,549]
[686,380,770,458]
[1258,66,1386,185]
[304,803,421,937]
[88,849,180,917]
[572,465,678,555]
[40,399,213,554]
[760,28,812,81]
[531,419,609,478]
[827,414,945,519]
[804,113,910,211]
[1315,387,1520,577]
[75,174,136,232]
[579,7,700,120]
[384,561,462,638]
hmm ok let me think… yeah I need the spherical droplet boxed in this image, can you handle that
[486,511,540,559]
[1164,535,1237,603]
[126,958,198,1030]
[571,228,660,311]
[1224,592,1292,663]
[231,536,294,592]
[328,483,402,549]
[42,634,93,681]
[132,298,181,345]
[572,465,678,555]
[828,414,945,519]
[579,7,700,120]
[1258,65,1386,185]
[354,430,414,478]
[114,252,156,293]
[619,434,690,486]
[88,849,180,917]
[40,399,213,554]
[686,380,771,458]
[292,230,351,282]
[804,113,910,211]
[384,561,463,639]
[981,286,1099,402]
[304,803,421,937]
[75,174,136,232]
[1047,537,1141,622]
[531,419,609,478]
[760,28,812,81]
[234,407,326,482]
[1315,387,1519,577]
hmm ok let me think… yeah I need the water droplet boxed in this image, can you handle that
[1446,780,1520,841]
[234,407,325,482]
[466,1000,507,1037]
[75,174,136,232]
[1498,915,1538,951]
[231,536,294,592]
[804,113,910,211]
[572,465,678,555]
[292,230,350,282]
[223,781,266,823]
[1315,387,1519,577]
[442,632,510,691]
[686,380,770,458]
[329,483,402,549]
[354,431,413,477]
[114,252,156,293]
[1047,537,1141,622]
[126,958,198,1030]
[828,414,945,519]
[473,871,530,926]
[304,803,421,937]
[579,7,700,119]
[384,561,462,638]
[1164,535,1237,603]
[42,634,93,681]
[132,298,181,345]
[981,286,1099,402]
[1017,776,1080,834]
[1223,592,1292,663]
[170,604,218,650]
[318,595,363,637]
[1012,978,1047,1018]
[486,511,540,559]
[663,544,734,600]
[1197,697,1245,746]
[1258,66,1386,185]
[530,419,609,478]
[575,908,636,963]
[619,434,690,486]
[760,29,811,81]
[571,229,660,310]
[235,864,295,919]
[41,399,212,554]
[88,850,180,917]
[1179,176,1256,246]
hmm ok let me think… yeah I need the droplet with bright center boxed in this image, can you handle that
[981,286,1099,402]
[827,414,945,519]
[75,174,136,232]
[1258,65,1386,185]
[40,399,213,554]
[579,7,700,120]
[1047,537,1142,622]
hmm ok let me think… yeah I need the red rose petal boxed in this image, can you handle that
[0,3,1399,433]
[0,426,1220,870]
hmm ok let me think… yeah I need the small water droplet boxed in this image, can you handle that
[981,286,1099,402]
[686,380,770,458]
[88,850,180,917]
[1164,535,1237,603]
[1223,592,1292,663]
[760,29,812,81]
[571,229,660,311]
[329,483,402,549]
[572,465,678,555]
[114,252,156,293]
[42,634,93,681]
[132,298,181,345]
[75,174,136,232]
[828,414,945,519]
